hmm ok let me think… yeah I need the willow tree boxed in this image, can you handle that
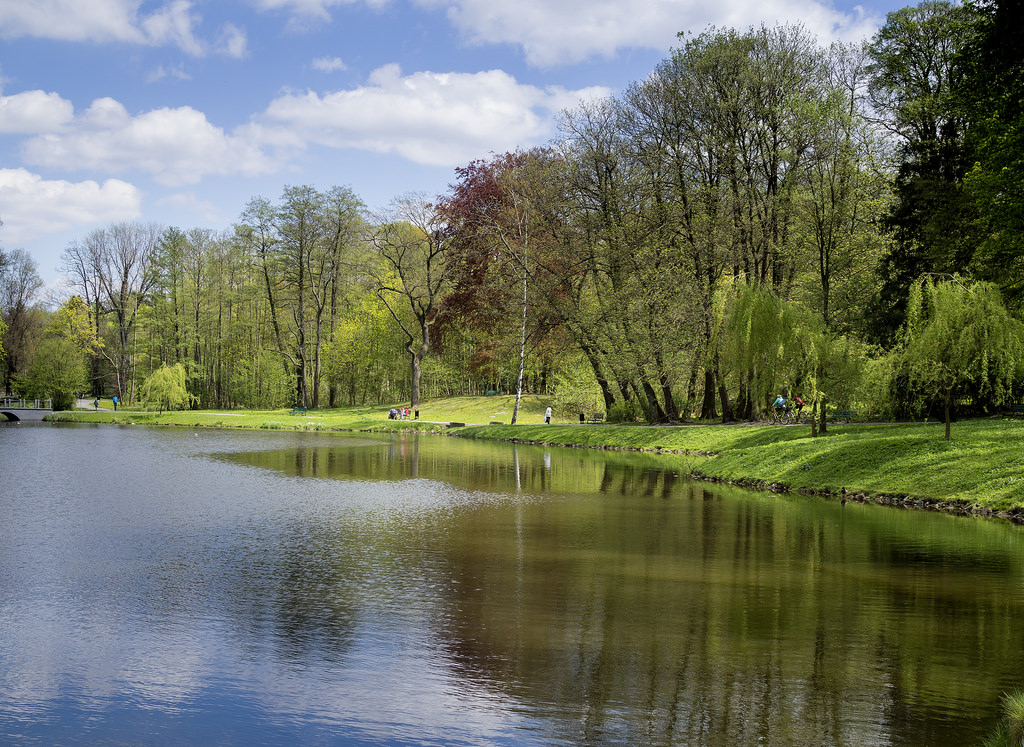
[142,363,194,414]
[720,282,800,419]
[899,275,1024,439]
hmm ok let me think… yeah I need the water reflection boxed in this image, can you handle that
[1,424,1022,745]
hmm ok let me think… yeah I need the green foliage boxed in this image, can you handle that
[141,363,195,414]
[866,0,980,341]
[51,296,103,356]
[721,283,801,414]
[548,352,603,420]
[897,275,1024,437]
[19,336,87,410]
[322,293,407,405]
[16,296,104,409]
[33,9,1024,433]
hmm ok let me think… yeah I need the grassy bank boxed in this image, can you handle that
[462,419,1024,514]
[48,394,1024,515]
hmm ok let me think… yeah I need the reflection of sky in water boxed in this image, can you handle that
[0,425,535,744]
[1,423,1023,745]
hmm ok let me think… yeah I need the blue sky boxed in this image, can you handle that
[0,0,908,287]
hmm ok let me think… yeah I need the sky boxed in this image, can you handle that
[0,0,908,289]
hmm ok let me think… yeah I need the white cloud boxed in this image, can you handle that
[0,0,249,57]
[22,98,278,186]
[0,0,148,44]
[421,0,884,66]
[217,22,248,58]
[255,0,882,67]
[145,64,193,84]
[0,90,74,134]
[0,169,141,244]
[260,64,611,166]
[312,56,347,73]
[250,0,388,24]
[138,0,204,55]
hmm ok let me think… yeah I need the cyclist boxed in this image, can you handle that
[793,395,806,420]
[770,394,787,422]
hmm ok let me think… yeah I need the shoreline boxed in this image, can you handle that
[40,407,1024,520]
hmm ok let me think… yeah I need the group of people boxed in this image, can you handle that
[91,395,119,410]
[771,394,805,417]
[388,407,411,420]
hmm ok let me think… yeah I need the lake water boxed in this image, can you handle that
[1,422,1022,745]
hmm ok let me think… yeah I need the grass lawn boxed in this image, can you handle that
[50,394,1024,514]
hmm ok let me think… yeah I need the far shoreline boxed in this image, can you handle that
[41,398,1024,521]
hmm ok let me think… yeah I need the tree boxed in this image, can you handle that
[19,337,86,410]
[0,248,44,393]
[799,42,888,334]
[439,150,566,423]
[141,363,194,414]
[314,186,366,408]
[77,222,161,402]
[368,195,457,408]
[17,296,101,410]
[322,293,405,405]
[237,196,289,382]
[720,283,800,419]
[866,0,979,340]
[958,0,1024,306]
[898,275,1024,439]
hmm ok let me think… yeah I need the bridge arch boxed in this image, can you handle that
[0,399,52,421]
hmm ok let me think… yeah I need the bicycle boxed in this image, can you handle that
[769,406,793,425]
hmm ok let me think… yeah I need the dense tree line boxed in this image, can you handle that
[2,0,1022,431]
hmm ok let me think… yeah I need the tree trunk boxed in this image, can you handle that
[511,270,528,425]
[701,369,717,420]
[641,379,665,423]
[410,351,423,407]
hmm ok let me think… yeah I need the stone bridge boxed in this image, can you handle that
[0,398,53,421]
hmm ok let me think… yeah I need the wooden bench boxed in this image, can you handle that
[289,406,307,416]
[1010,404,1024,415]
[585,412,606,424]
[830,409,856,422]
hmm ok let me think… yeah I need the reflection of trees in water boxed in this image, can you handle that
[251,525,361,664]
[212,434,1024,744]
[219,434,690,500]
[145,521,365,668]
[417,483,1024,746]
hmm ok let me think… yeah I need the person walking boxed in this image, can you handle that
[112,395,118,411]
[544,406,552,424]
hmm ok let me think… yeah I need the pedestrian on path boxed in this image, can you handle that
[544,406,552,424]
